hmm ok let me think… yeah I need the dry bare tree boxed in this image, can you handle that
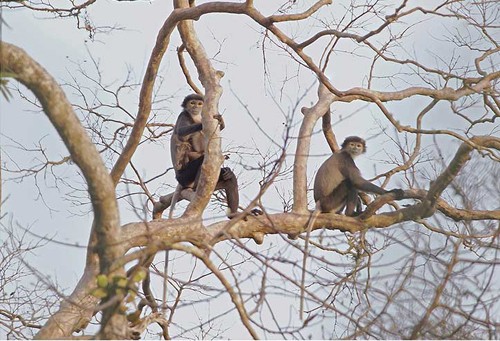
[1,0,499,339]
[0,225,59,339]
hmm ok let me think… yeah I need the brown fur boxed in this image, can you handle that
[314,136,392,215]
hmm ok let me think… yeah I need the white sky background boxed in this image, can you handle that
[2,0,497,339]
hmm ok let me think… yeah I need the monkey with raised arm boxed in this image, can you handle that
[313,136,404,216]
[169,94,239,218]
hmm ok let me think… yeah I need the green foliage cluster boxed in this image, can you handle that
[91,270,148,321]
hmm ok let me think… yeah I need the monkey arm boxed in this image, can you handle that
[213,114,225,130]
[348,171,388,195]
[350,172,404,199]
[175,112,203,137]
[177,122,202,137]
[386,188,405,199]
[187,151,203,160]
[339,154,389,195]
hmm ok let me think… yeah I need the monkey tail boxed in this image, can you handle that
[299,201,321,321]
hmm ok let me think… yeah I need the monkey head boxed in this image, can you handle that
[182,94,204,118]
[341,136,366,158]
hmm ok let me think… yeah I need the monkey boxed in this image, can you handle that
[169,94,241,218]
[313,136,404,216]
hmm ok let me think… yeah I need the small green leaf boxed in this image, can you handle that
[91,288,108,299]
[132,269,147,283]
[116,288,127,297]
[114,277,128,289]
[96,274,109,288]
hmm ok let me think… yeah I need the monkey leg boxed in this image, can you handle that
[215,167,239,215]
[153,157,202,219]
[168,183,183,219]
[319,181,349,213]
[355,194,363,214]
[152,188,195,219]
[153,193,174,219]
[345,188,359,217]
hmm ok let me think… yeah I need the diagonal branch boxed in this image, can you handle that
[1,41,125,339]
[176,0,225,218]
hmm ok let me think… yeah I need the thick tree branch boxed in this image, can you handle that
[0,42,125,339]
[29,131,499,339]
[292,84,335,213]
[411,189,499,221]
[361,136,500,222]
[176,0,225,218]
[425,136,500,204]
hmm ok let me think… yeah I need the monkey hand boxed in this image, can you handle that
[187,151,203,161]
[387,188,405,200]
[220,167,234,181]
[213,114,225,130]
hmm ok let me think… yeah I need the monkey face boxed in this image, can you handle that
[185,99,203,117]
[346,141,365,158]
